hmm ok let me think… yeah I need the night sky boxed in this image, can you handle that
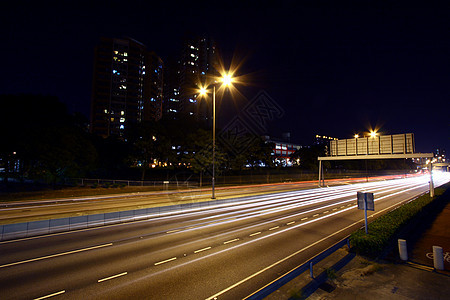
[2,1,449,153]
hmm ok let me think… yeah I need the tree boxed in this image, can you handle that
[1,94,97,185]
[291,144,329,171]
[126,121,171,180]
[185,128,226,186]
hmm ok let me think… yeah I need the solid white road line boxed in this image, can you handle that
[98,272,128,283]
[0,243,113,269]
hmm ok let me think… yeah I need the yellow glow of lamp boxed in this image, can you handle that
[370,131,377,138]
[354,134,359,138]
[221,73,234,87]
[199,87,208,96]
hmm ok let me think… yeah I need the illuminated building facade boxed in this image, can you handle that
[91,37,163,137]
[263,135,303,166]
[163,35,218,120]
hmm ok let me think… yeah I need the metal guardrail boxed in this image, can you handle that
[246,238,350,300]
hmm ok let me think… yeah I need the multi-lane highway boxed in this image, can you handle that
[0,175,410,224]
[1,173,449,299]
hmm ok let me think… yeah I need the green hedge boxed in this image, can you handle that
[349,186,448,257]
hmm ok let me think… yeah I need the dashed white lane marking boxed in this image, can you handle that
[286,221,295,225]
[269,226,279,231]
[249,232,261,237]
[194,247,212,253]
[301,217,308,221]
[98,272,127,283]
[0,243,113,269]
[154,257,177,266]
[224,238,240,245]
[313,214,320,217]
[34,290,65,300]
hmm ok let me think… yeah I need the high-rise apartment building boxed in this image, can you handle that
[163,35,218,121]
[91,37,163,137]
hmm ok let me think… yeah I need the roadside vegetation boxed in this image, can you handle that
[350,184,449,258]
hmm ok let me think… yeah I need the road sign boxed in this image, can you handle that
[357,192,374,211]
[329,133,415,156]
[357,192,374,234]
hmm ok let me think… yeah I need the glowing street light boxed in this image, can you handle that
[369,131,377,138]
[198,72,235,199]
[221,73,234,86]
[354,134,359,138]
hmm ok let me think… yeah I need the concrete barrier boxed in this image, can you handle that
[0,198,223,242]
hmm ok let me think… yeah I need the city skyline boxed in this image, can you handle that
[2,1,449,152]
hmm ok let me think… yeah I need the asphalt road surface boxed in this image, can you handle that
[0,175,408,224]
[1,173,449,300]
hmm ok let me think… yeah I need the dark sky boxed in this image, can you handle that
[2,1,449,153]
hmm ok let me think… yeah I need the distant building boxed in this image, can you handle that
[163,57,181,119]
[435,148,447,162]
[90,37,163,138]
[263,135,303,166]
[163,35,218,121]
[314,134,338,156]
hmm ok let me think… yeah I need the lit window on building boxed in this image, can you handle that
[124,52,128,56]
[120,118,125,123]
[121,111,125,115]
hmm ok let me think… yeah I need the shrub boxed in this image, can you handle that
[350,186,447,257]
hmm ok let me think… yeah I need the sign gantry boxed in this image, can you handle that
[317,133,435,196]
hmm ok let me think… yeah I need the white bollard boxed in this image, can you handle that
[398,239,408,261]
[433,246,444,270]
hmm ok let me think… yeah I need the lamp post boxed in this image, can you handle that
[199,73,234,199]
[212,85,216,199]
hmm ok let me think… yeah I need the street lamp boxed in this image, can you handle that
[198,72,234,199]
